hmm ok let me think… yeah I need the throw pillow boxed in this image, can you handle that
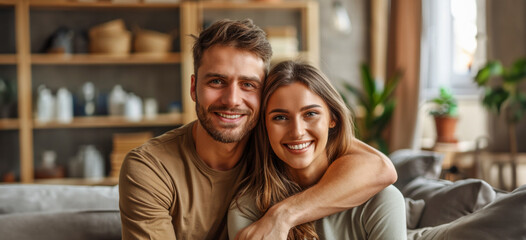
[408,178,496,228]
[447,184,526,239]
[389,149,444,190]
[405,198,425,229]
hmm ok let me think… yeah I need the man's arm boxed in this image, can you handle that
[234,138,397,240]
[119,150,177,240]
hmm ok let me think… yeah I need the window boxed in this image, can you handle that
[420,0,486,98]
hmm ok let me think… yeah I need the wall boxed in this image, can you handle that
[486,0,526,152]
[318,0,369,92]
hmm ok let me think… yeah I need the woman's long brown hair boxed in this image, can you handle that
[235,60,355,240]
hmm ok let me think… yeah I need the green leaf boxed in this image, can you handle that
[504,58,526,83]
[483,87,509,113]
[360,63,376,100]
[343,82,369,108]
[475,61,503,86]
[378,72,400,105]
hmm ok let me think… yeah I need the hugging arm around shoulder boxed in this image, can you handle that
[280,138,397,225]
[231,138,397,239]
[119,150,177,240]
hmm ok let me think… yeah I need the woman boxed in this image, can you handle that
[228,60,406,239]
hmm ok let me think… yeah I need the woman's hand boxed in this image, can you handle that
[234,206,292,240]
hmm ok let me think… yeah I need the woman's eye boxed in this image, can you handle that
[305,111,319,117]
[272,115,287,121]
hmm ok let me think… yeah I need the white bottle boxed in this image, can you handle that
[144,98,158,119]
[55,87,73,123]
[108,85,127,116]
[125,93,143,122]
[36,85,55,123]
[81,145,105,179]
[81,82,96,116]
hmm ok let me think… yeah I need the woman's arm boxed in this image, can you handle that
[234,138,397,239]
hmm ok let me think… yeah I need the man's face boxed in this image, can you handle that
[191,45,265,143]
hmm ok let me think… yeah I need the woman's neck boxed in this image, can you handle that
[287,155,330,188]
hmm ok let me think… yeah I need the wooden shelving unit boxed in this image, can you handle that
[31,53,181,65]
[0,54,17,64]
[34,176,118,186]
[0,118,19,130]
[33,113,182,129]
[0,0,319,185]
[28,0,180,8]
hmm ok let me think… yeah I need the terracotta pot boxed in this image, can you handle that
[434,116,458,143]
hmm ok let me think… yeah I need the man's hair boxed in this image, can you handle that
[192,19,273,78]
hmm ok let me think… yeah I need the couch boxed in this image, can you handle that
[0,184,121,240]
[391,149,526,240]
[0,149,524,240]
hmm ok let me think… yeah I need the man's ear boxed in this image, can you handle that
[191,74,197,102]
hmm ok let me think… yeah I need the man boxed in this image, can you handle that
[119,19,396,240]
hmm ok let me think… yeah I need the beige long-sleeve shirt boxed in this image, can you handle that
[119,122,246,239]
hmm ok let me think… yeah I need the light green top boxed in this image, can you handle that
[228,185,407,240]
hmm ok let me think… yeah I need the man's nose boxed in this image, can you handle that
[221,84,242,107]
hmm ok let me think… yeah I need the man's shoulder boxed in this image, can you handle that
[138,122,194,150]
[128,122,195,162]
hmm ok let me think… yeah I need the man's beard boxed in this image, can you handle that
[195,100,257,143]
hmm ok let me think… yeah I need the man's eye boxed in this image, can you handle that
[242,82,256,89]
[209,79,223,85]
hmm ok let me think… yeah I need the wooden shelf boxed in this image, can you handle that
[0,0,16,6]
[271,51,309,62]
[34,177,118,186]
[199,1,309,10]
[0,118,19,130]
[28,0,180,9]
[31,53,181,65]
[0,54,16,64]
[33,113,183,129]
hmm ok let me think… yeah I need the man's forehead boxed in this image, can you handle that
[198,46,265,80]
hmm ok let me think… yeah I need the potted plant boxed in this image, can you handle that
[475,58,526,190]
[429,87,459,143]
[341,63,400,154]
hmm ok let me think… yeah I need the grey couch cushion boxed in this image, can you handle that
[0,184,119,214]
[389,149,444,190]
[0,210,121,240]
[403,177,497,228]
[407,184,526,240]
[405,198,425,229]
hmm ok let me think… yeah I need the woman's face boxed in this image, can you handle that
[265,82,335,178]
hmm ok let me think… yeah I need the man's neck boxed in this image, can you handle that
[192,122,248,171]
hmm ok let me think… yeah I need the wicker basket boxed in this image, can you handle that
[89,19,131,55]
[134,29,172,54]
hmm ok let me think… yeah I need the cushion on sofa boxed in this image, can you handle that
[446,184,526,239]
[403,177,497,228]
[389,149,444,190]
[407,184,526,240]
[0,210,121,240]
[405,198,425,229]
[0,184,119,214]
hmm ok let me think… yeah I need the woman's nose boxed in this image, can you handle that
[289,118,306,139]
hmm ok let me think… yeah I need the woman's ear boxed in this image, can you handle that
[329,120,336,128]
